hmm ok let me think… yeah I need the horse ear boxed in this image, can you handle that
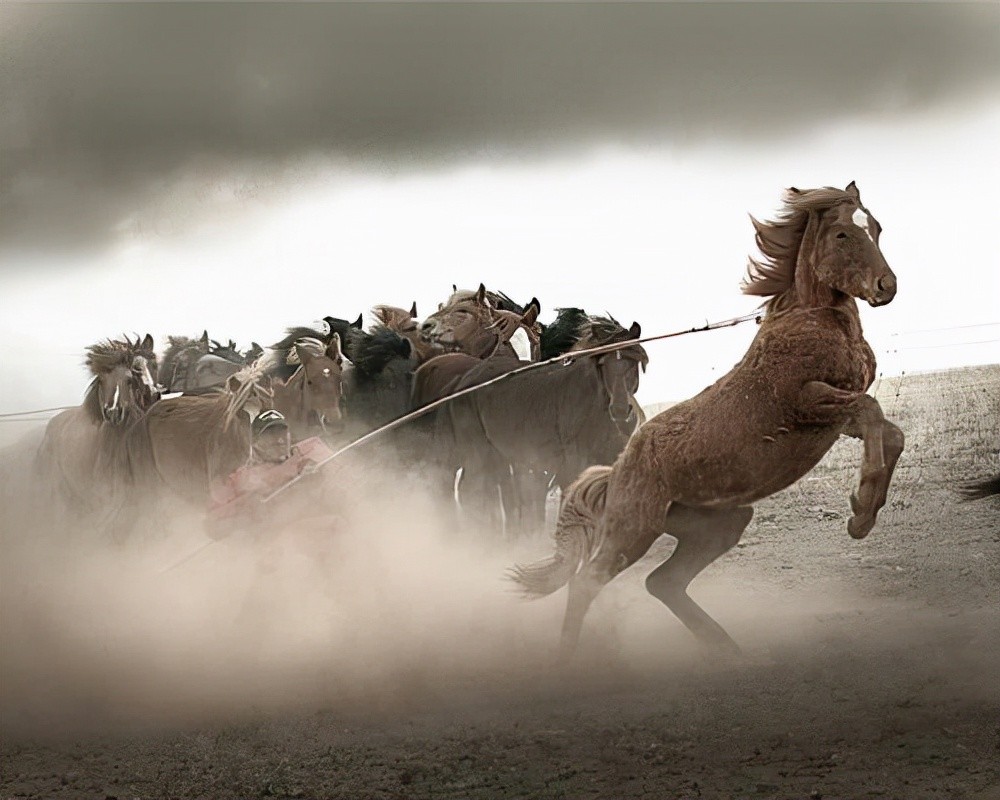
[521,304,539,327]
[629,321,641,339]
[141,333,154,351]
[409,301,418,318]
[438,302,444,311]
[476,283,487,305]
[200,330,209,346]
[452,283,458,293]
[788,186,801,195]
[530,297,541,315]
[845,181,861,201]
[352,314,363,329]
[326,332,342,360]
[294,343,316,365]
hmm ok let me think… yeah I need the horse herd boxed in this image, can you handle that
[33,284,648,544]
[24,183,999,658]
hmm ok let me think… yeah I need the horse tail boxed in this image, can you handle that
[957,472,1000,501]
[508,465,612,598]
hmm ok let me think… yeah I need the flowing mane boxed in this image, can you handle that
[85,336,157,377]
[742,186,859,313]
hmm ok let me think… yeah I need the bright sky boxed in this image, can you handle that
[1,103,998,416]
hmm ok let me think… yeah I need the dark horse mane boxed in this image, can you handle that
[271,326,330,352]
[575,313,649,369]
[82,337,158,425]
[346,325,413,378]
[741,185,859,315]
[540,308,590,360]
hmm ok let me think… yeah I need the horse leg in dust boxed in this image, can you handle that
[557,500,667,663]
[645,504,754,654]
[802,381,905,539]
[458,453,505,537]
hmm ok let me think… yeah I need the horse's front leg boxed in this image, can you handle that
[801,381,904,539]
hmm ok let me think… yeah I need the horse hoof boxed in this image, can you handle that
[847,514,875,539]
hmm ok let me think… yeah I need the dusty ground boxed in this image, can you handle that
[2,365,998,800]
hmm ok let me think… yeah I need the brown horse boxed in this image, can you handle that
[512,183,904,660]
[270,336,345,439]
[125,365,274,507]
[448,314,646,536]
[35,335,160,533]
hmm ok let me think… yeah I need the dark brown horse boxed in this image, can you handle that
[512,182,903,660]
[445,313,646,536]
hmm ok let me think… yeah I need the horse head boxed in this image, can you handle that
[84,334,160,425]
[744,182,896,312]
[419,284,505,358]
[273,335,345,435]
[575,317,647,437]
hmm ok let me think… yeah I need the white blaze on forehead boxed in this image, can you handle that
[109,385,120,409]
[139,359,156,390]
[852,207,875,242]
[510,327,532,361]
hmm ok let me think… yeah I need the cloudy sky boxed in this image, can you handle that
[1,2,998,416]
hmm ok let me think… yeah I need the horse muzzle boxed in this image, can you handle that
[609,405,636,436]
[866,272,897,307]
[103,406,126,425]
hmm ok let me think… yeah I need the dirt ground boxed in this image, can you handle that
[2,365,998,800]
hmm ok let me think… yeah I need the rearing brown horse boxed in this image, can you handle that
[512,183,904,660]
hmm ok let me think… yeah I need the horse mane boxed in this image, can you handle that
[346,325,412,378]
[486,291,525,315]
[220,362,271,430]
[575,314,649,368]
[81,378,104,425]
[742,186,857,313]
[444,288,491,308]
[540,308,589,359]
[271,326,330,352]
[85,336,157,377]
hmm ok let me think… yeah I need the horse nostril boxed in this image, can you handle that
[877,277,886,291]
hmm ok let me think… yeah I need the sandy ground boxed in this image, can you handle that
[1,365,998,800]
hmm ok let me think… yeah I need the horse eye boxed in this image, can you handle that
[836,232,848,240]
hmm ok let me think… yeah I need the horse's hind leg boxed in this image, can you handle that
[646,504,753,653]
[558,504,667,663]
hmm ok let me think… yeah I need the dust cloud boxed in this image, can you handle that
[1,419,997,747]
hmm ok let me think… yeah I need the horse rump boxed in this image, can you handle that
[508,465,612,598]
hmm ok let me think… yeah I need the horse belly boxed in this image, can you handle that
[643,410,841,508]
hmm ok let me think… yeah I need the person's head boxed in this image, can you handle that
[251,410,291,463]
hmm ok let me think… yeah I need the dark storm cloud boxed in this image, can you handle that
[2,2,998,252]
